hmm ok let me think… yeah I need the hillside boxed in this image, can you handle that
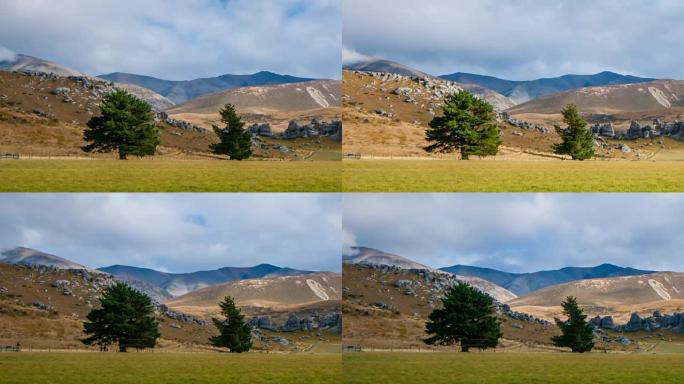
[0,247,89,270]
[509,272,684,322]
[167,80,341,115]
[440,263,654,296]
[344,58,431,78]
[99,264,314,298]
[99,71,313,104]
[507,80,684,115]
[441,71,655,104]
[166,272,341,317]
[343,246,516,303]
[0,54,87,77]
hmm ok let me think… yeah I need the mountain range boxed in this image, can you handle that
[99,71,313,104]
[440,264,654,296]
[0,247,90,270]
[98,264,314,297]
[440,71,655,104]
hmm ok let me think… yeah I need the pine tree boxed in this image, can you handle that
[552,104,595,160]
[209,296,252,353]
[551,296,594,353]
[209,104,253,160]
[424,282,502,352]
[425,90,502,159]
[82,89,160,160]
[82,283,160,352]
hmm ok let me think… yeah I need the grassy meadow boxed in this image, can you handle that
[342,352,684,384]
[342,160,684,192]
[0,352,341,384]
[0,160,341,192]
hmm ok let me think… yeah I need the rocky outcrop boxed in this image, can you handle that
[592,311,684,334]
[247,123,273,137]
[156,304,207,326]
[155,112,208,134]
[499,303,551,326]
[248,311,341,334]
[622,119,684,140]
[591,123,616,138]
[499,112,551,134]
[281,119,342,141]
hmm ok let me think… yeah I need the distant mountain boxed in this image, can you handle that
[0,54,87,77]
[505,79,684,115]
[0,247,90,270]
[440,264,655,296]
[343,246,435,270]
[508,272,684,322]
[166,79,341,115]
[344,58,431,78]
[344,246,516,302]
[166,272,341,316]
[440,71,656,104]
[98,264,315,297]
[98,71,314,104]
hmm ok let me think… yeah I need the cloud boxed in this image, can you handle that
[342,46,371,64]
[0,44,16,62]
[343,194,684,273]
[343,0,684,80]
[0,193,341,273]
[0,0,341,80]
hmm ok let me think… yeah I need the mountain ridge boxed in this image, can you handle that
[440,263,656,296]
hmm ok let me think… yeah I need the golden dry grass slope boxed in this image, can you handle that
[509,272,684,322]
[167,273,341,317]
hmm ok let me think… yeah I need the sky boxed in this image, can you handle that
[0,0,341,80]
[343,0,684,80]
[343,194,684,273]
[0,194,341,273]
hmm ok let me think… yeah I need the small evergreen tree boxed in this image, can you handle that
[424,282,502,352]
[552,104,594,160]
[425,90,502,159]
[551,296,594,353]
[209,104,252,160]
[83,89,160,159]
[82,283,160,352]
[209,296,252,353]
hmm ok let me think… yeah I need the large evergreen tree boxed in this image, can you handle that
[424,282,502,352]
[209,104,253,160]
[551,296,594,353]
[83,89,160,160]
[82,283,160,352]
[209,296,252,353]
[552,104,594,160]
[424,90,502,159]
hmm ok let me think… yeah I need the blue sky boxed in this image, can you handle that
[343,194,684,273]
[343,0,684,80]
[0,194,341,273]
[0,0,341,80]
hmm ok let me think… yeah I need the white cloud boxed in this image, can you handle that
[343,194,684,272]
[0,193,341,273]
[343,0,684,80]
[342,46,371,64]
[0,44,16,62]
[0,0,341,79]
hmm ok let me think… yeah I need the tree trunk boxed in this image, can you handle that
[118,148,127,160]
[460,148,469,160]
[461,344,469,352]
[119,344,127,353]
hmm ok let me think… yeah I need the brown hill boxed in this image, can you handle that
[167,80,341,115]
[509,272,684,322]
[166,272,341,317]
[344,247,516,303]
[507,80,684,115]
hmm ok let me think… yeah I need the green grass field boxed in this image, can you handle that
[342,160,684,191]
[0,160,341,192]
[0,352,340,384]
[342,352,684,383]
